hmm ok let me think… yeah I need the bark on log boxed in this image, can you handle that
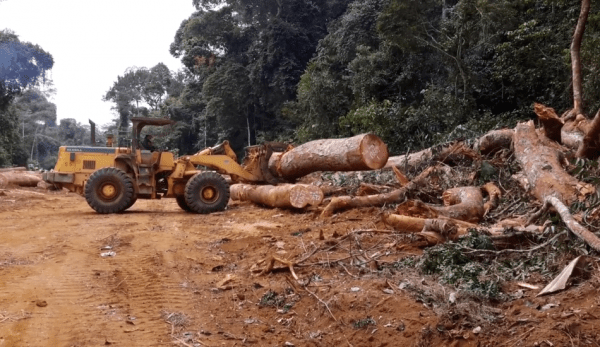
[230,183,323,209]
[382,214,479,244]
[0,167,26,172]
[0,171,42,187]
[356,183,393,196]
[561,114,587,149]
[394,186,485,223]
[385,142,479,171]
[534,103,564,143]
[269,134,388,180]
[576,108,600,158]
[320,166,439,218]
[482,182,501,216]
[530,196,600,252]
[514,120,591,205]
[473,129,514,155]
[384,213,544,246]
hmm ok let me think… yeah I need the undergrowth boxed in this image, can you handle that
[393,229,574,302]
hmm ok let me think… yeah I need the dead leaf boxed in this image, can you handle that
[538,256,585,296]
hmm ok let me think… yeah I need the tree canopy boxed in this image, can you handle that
[0,30,54,167]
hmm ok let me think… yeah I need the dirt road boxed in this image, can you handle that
[1,187,600,346]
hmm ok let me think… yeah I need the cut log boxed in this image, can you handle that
[384,213,544,246]
[230,183,323,209]
[0,167,26,172]
[0,171,42,187]
[320,166,439,218]
[473,129,514,155]
[382,214,479,244]
[514,120,592,205]
[482,182,501,216]
[269,134,388,180]
[394,186,485,223]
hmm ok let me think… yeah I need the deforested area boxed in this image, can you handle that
[3,0,600,346]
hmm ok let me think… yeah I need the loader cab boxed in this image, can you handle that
[123,117,176,197]
[130,117,176,152]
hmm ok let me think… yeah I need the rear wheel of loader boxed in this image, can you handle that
[184,172,230,214]
[176,195,192,212]
[85,167,135,214]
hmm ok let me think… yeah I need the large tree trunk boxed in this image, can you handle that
[269,134,388,181]
[230,183,323,209]
[571,0,591,116]
[385,142,479,171]
[514,121,591,204]
[0,167,26,173]
[0,171,42,188]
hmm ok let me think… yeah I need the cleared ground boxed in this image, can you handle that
[0,187,599,346]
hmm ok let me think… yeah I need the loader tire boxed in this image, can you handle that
[176,195,192,212]
[124,192,138,211]
[184,172,229,214]
[85,167,135,214]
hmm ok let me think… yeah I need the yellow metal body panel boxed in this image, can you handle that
[48,141,260,199]
[52,146,130,193]
[158,152,175,172]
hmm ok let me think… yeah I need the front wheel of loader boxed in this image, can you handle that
[124,192,138,211]
[85,167,135,214]
[184,172,230,214]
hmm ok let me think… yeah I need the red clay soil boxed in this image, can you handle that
[1,187,599,346]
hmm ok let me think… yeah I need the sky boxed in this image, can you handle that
[0,0,197,127]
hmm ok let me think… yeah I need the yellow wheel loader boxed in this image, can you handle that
[43,117,276,214]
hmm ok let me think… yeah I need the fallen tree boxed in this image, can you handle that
[321,166,443,218]
[513,120,593,205]
[230,183,323,209]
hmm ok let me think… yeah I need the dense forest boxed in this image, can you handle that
[2,0,600,168]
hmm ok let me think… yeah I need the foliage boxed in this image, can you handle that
[353,317,376,329]
[0,29,54,108]
[417,231,501,300]
[286,0,600,153]
[170,0,352,152]
[103,64,184,147]
[259,290,285,308]
[0,30,54,167]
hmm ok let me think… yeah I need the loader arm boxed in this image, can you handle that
[187,154,260,182]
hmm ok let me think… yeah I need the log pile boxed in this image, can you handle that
[237,113,600,252]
